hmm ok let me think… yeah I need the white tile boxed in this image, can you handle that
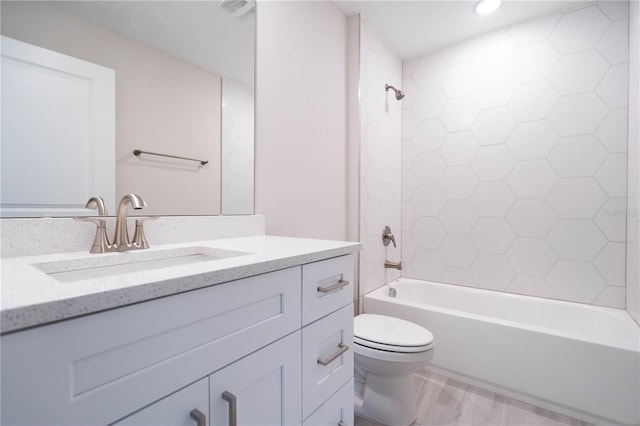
[471,182,517,217]
[440,37,483,65]
[548,135,608,177]
[411,185,446,217]
[597,19,629,65]
[402,109,419,138]
[471,218,516,254]
[402,139,418,171]
[470,254,515,290]
[597,0,629,20]
[507,160,558,198]
[472,73,517,109]
[412,119,448,152]
[401,73,420,108]
[594,197,628,242]
[548,177,608,218]
[363,199,384,237]
[547,261,607,303]
[471,108,517,146]
[471,145,517,182]
[439,200,479,233]
[592,286,626,309]
[549,50,610,95]
[440,267,477,287]
[441,60,478,98]
[439,234,479,268]
[594,242,626,286]
[402,171,418,200]
[413,86,448,120]
[412,217,447,249]
[548,92,609,136]
[507,121,559,160]
[595,153,628,197]
[595,108,628,153]
[412,152,447,184]
[596,64,629,109]
[507,81,560,122]
[506,238,558,276]
[411,248,446,280]
[402,201,419,230]
[548,219,607,260]
[508,13,561,45]
[441,97,480,132]
[412,53,449,88]
[506,199,558,237]
[510,40,560,83]
[439,166,480,199]
[549,6,611,54]
[507,276,557,298]
[440,132,479,166]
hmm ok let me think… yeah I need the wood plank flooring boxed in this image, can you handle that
[355,369,592,426]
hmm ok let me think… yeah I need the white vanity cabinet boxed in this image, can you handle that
[1,253,356,426]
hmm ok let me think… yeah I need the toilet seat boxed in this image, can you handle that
[354,314,434,353]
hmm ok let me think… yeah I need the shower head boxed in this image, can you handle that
[385,84,405,100]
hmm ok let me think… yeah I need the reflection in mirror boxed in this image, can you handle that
[0,1,255,217]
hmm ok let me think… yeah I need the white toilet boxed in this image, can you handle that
[353,314,434,426]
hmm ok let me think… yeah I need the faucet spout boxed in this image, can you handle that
[113,194,147,250]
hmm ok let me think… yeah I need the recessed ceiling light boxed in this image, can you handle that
[475,0,503,15]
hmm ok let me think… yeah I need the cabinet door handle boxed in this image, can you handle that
[190,408,206,426]
[222,391,238,426]
[317,343,349,366]
[317,279,349,294]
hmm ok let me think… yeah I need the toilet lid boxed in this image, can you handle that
[354,314,434,353]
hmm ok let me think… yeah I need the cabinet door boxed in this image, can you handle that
[304,379,354,426]
[113,378,208,426]
[209,331,302,426]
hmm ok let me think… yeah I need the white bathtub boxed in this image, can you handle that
[364,279,640,426]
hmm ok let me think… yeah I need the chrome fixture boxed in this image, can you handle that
[385,84,405,101]
[388,287,397,298]
[382,225,397,247]
[384,260,402,270]
[76,194,155,253]
[113,194,147,250]
[133,149,208,166]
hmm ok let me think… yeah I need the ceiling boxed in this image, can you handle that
[333,0,592,59]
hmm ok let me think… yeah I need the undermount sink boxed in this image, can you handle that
[33,246,250,283]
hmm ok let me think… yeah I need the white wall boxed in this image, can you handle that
[359,19,403,297]
[627,0,640,324]
[401,1,629,308]
[2,1,222,216]
[255,1,348,240]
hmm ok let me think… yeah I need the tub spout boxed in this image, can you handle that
[384,260,402,270]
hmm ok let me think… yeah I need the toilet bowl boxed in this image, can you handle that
[353,314,434,426]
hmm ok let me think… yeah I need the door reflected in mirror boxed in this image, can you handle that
[0,1,255,217]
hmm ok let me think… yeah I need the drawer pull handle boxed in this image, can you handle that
[222,391,238,426]
[317,343,349,366]
[317,279,349,294]
[190,408,206,426]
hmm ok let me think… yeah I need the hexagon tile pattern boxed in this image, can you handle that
[400,1,628,309]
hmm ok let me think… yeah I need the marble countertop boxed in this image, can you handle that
[1,235,361,334]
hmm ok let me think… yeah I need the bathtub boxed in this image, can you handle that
[364,279,640,426]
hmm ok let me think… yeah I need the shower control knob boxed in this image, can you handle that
[382,226,397,248]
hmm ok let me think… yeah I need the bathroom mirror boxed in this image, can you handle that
[0,0,255,217]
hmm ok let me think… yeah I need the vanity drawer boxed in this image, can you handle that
[1,267,302,426]
[302,254,354,325]
[302,303,354,419]
[304,379,354,426]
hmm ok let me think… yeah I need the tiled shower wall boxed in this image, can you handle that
[401,1,629,307]
[359,19,403,296]
[222,79,255,215]
[628,0,639,324]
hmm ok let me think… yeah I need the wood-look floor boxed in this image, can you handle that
[355,369,592,426]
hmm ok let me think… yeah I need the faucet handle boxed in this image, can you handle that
[132,216,158,249]
[382,226,397,248]
[85,196,108,216]
[74,216,111,253]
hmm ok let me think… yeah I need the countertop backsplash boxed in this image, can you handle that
[0,215,266,258]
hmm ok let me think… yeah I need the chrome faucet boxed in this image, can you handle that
[82,196,111,253]
[113,194,147,250]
